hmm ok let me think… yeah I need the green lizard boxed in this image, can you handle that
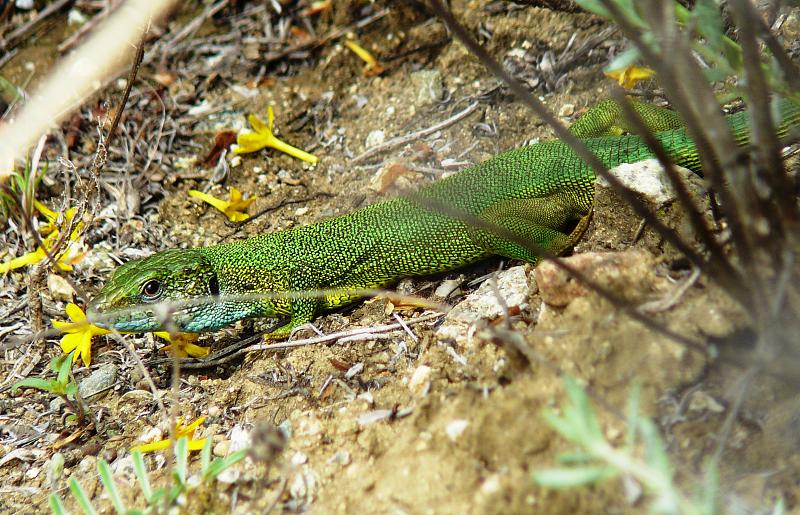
[87,98,800,338]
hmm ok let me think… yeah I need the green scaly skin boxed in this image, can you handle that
[87,98,800,338]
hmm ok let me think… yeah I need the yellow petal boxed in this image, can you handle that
[179,416,206,436]
[0,249,46,273]
[34,200,58,222]
[605,65,655,90]
[52,319,74,331]
[79,330,93,367]
[160,343,188,358]
[266,106,275,130]
[247,113,268,134]
[184,342,211,358]
[131,439,172,453]
[188,190,231,213]
[233,132,270,154]
[227,211,250,222]
[65,303,87,323]
[59,332,82,355]
[344,40,377,66]
[187,438,207,451]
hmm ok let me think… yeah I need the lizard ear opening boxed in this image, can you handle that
[209,274,220,296]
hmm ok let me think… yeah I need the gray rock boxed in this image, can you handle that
[411,69,443,106]
[437,266,531,342]
[595,158,704,205]
[79,363,118,399]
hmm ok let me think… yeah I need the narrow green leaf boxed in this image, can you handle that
[625,383,641,451]
[68,477,97,515]
[65,383,78,398]
[200,433,213,475]
[564,376,603,441]
[48,493,68,515]
[57,352,74,384]
[555,451,594,465]
[542,409,579,442]
[174,437,189,485]
[638,418,671,477]
[131,450,153,501]
[12,377,56,394]
[532,466,616,488]
[204,449,248,481]
[98,459,126,514]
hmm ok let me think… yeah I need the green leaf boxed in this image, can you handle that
[57,352,75,384]
[638,418,671,477]
[625,383,641,451]
[555,451,594,464]
[131,450,153,501]
[173,437,189,485]
[204,449,248,481]
[200,433,213,475]
[68,477,97,515]
[65,382,78,398]
[691,0,725,52]
[542,409,579,442]
[98,459,126,514]
[12,377,57,394]
[48,493,68,515]
[564,376,603,441]
[532,466,616,488]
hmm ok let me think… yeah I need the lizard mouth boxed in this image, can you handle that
[86,294,159,332]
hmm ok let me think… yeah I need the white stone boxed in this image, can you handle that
[408,365,432,397]
[365,130,385,148]
[445,419,469,442]
[596,159,700,205]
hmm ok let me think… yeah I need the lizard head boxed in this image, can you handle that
[87,249,223,333]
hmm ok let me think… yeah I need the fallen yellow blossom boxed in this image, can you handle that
[51,303,110,367]
[34,200,83,240]
[131,416,208,453]
[0,232,87,273]
[233,106,319,163]
[155,331,210,358]
[188,187,256,222]
[344,40,385,77]
[605,65,656,90]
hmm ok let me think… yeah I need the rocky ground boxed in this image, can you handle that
[1,1,799,513]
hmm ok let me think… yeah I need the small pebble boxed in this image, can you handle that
[445,419,469,442]
[213,440,230,458]
[47,274,75,302]
[408,365,432,397]
[558,103,575,117]
[365,130,385,148]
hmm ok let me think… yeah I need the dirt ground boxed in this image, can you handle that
[2,1,799,513]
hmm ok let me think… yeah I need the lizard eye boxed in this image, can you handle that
[141,279,163,299]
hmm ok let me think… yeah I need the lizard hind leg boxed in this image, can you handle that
[471,196,592,264]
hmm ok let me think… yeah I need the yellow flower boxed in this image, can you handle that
[0,202,87,273]
[344,40,385,77]
[188,187,256,222]
[605,65,656,90]
[131,416,208,453]
[51,303,110,367]
[233,106,319,163]
[0,236,87,274]
[155,331,210,358]
[35,200,82,240]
